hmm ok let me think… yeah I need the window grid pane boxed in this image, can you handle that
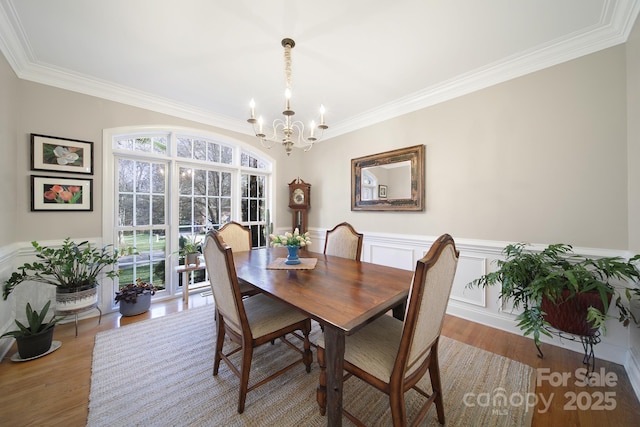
[112,130,271,302]
[241,173,267,248]
[116,158,168,291]
[115,136,167,155]
[176,136,233,165]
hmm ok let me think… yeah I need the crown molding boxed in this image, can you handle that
[329,0,640,138]
[1,0,638,141]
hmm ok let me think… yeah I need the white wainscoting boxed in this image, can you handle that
[0,242,18,359]
[0,239,108,360]
[305,226,639,399]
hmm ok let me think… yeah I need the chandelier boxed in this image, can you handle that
[247,38,328,156]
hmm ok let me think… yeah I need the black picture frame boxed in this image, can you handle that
[31,175,93,212]
[31,133,94,175]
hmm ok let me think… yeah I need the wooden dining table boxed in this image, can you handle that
[232,247,413,427]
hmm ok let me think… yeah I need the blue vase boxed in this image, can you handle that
[285,245,301,265]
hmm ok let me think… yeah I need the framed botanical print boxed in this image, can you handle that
[31,175,93,211]
[31,133,94,175]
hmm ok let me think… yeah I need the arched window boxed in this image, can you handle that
[361,169,378,201]
[102,126,273,305]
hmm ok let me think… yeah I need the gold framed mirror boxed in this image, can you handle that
[351,145,425,211]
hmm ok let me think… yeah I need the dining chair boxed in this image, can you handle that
[218,221,251,251]
[203,229,313,413]
[323,222,363,261]
[316,233,459,426]
[216,221,260,297]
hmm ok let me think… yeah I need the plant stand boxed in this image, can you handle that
[535,326,601,376]
[55,302,102,337]
[175,263,207,306]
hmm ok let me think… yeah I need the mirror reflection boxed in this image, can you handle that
[351,145,425,211]
[361,161,411,200]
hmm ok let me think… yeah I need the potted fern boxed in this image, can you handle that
[467,243,640,347]
[1,301,63,359]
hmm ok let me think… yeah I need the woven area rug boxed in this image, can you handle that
[88,304,535,426]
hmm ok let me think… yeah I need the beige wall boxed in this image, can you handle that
[0,53,18,246]
[1,32,634,251]
[305,46,629,250]
[8,65,298,242]
[626,12,640,391]
[628,15,640,254]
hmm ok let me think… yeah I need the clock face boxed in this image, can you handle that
[293,188,305,204]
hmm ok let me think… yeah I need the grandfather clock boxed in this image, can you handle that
[288,178,310,233]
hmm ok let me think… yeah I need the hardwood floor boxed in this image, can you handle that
[1,294,638,426]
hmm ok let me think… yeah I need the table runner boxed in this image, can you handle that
[267,257,318,270]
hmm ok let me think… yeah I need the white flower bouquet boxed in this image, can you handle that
[269,228,311,248]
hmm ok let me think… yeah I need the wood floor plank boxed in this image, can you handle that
[0,295,638,426]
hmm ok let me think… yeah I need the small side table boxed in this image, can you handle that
[175,261,207,305]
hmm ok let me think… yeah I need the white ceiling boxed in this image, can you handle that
[1,0,638,141]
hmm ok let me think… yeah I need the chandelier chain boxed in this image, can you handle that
[284,43,292,91]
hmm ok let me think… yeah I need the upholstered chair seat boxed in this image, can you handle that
[317,314,403,383]
[241,294,310,337]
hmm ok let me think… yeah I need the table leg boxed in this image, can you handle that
[324,326,345,427]
[392,301,406,320]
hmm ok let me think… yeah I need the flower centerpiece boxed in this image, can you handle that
[115,278,157,316]
[269,228,311,265]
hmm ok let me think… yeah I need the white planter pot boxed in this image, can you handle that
[55,286,99,313]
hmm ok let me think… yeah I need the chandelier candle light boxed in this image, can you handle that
[248,38,328,156]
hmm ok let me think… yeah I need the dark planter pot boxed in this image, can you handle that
[541,289,612,336]
[119,292,152,316]
[16,327,55,359]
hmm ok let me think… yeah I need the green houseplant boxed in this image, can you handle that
[176,235,201,265]
[3,238,121,299]
[115,278,157,316]
[467,243,640,346]
[1,301,63,359]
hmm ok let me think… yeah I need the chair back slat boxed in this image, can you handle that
[218,221,251,252]
[203,230,244,334]
[324,222,363,260]
[401,234,459,376]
